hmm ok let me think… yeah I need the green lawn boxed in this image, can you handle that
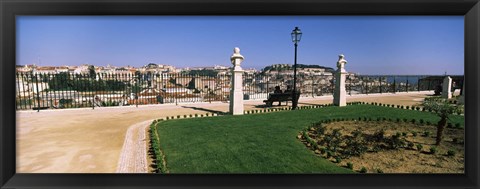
[153,104,464,173]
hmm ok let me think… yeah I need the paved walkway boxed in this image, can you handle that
[16,91,435,173]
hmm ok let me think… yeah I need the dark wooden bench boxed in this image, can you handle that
[263,92,300,107]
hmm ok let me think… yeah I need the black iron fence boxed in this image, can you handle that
[16,72,463,110]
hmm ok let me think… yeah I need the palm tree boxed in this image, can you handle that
[422,97,462,145]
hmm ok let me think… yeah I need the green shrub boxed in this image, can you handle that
[402,132,407,137]
[416,144,423,151]
[177,115,181,119]
[406,106,410,109]
[429,146,437,154]
[411,119,416,124]
[403,118,408,122]
[387,134,405,149]
[447,150,456,156]
[195,114,198,117]
[360,166,368,173]
[419,119,425,125]
[347,162,354,170]
[396,118,401,123]
[376,168,384,173]
[423,131,430,137]
[319,147,326,154]
[326,151,334,158]
[184,115,187,118]
[335,157,342,163]
[166,117,170,120]
[407,142,414,149]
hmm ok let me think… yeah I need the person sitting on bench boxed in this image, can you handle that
[284,85,292,94]
[274,86,282,105]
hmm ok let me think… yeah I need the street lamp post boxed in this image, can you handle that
[291,27,302,110]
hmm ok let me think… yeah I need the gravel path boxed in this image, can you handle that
[116,119,154,173]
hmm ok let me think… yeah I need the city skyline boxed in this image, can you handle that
[17,16,464,75]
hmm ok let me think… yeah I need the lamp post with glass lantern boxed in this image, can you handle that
[291,27,302,110]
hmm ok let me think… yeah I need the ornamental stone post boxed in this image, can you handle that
[333,54,348,107]
[229,47,244,115]
[442,76,452,99]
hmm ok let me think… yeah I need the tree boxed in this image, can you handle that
[422,97,462,145]
[88,65,96,79]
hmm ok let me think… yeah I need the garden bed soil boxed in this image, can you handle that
[303,120,464,173]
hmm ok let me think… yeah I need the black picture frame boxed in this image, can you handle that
[1,0,479,188]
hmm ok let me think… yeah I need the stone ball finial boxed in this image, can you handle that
[337,54,348,69]
[234,47,240,54]
[231,47,244,66]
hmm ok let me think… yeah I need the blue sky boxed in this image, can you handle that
[17,16,464,75]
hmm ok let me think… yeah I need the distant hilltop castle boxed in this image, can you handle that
[261,63,336,76]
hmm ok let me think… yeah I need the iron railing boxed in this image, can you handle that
[15,72,463,110]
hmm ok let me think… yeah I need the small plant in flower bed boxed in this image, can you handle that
[447,150,456,156]
[407,142,415,149]
[423,131,430,137]
[419,119,425,125]
[386,133,406,150]
[359,166,368,173]
[429,146,437,154]
[402,132,408,137]
[346,162,354,170]
[411,119,416,124]
[412,131,417,137]
[403,118,408,122]
[335,157,342,163]
[416,144,423,151]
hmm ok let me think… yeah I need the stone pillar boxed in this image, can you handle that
[334,54,348,107]
[442,76,452,99]
[229,47,244,115]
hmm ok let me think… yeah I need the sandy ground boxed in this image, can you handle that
[16,91,436,173]
[306,121,464,173]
